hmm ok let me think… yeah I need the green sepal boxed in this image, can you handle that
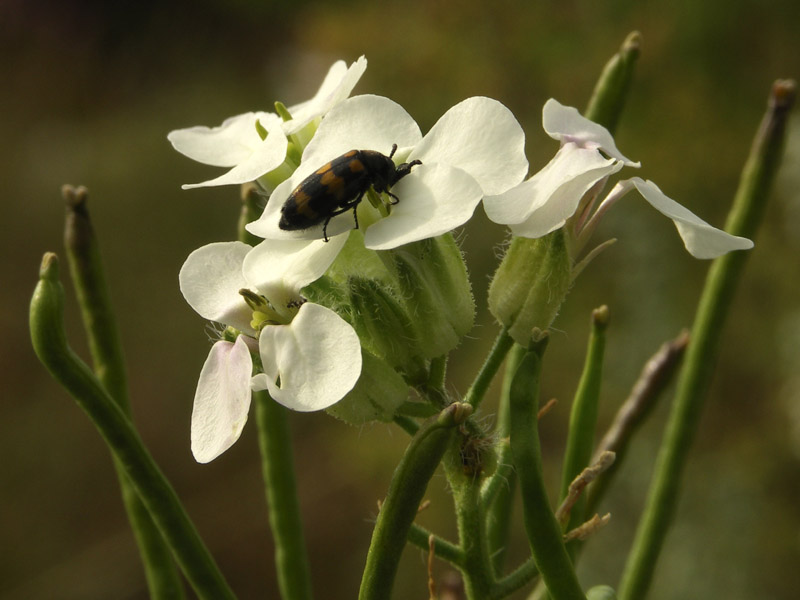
[346,276,427,380]
[489,230,572,346]
[326,349,409,425]
[380,234,475,359]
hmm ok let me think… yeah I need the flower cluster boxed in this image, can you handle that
[170,57,752,463]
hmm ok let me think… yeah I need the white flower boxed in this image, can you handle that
[179,238,361,462]
[168,57,367,190]
[484,99,753,259]
[246,94,529,250]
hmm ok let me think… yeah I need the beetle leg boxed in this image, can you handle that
[320,192,367,241]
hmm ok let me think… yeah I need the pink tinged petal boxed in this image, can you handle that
[253,303,362,411]
[300,94,423,166]
[191,337,253,463]
[181,120,289,190]
[410,97,529,195]
[484,144,623,238]
[242,235,348,305]
[179,242,255,335]
[363,163,483,250]
[284,56,368,134]
[542,99,640,167]
[168,112,276,167]
[630,178,754,259]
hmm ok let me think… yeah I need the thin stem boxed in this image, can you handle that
[254,392,313,600]
[63,186,183,598]
[484,342,525,576]
[490,557,540,600]
[394,414,421,435]
[618,80,796,600]
[558,307,608,541]
[30,255,236,600]
[463,328,515,409]
[407,523,465,567]
[241,190,313,600]
[509,335,586,600]
[586,331,689,515]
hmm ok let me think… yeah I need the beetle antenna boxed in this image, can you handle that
[389,143,398,159]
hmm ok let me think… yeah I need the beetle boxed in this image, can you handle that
[279,144,422,242]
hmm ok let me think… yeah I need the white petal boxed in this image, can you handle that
[410,96,529,195]
[630,178,754,259]
[181,120,289,190]
[363,163,483,250]
[179,242,255,334]
[191,337,253,463]
[168,112,277,167]
[300,94,423,166]
[253,303,361,411]
[242,235,348,305]
[284,56,368,134]
[542,99,639,167]
[484,144,622,237]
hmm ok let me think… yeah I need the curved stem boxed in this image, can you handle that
[359,403,471,600]
[63,185,184,599]
[30,255,236,600]
[407,523,465,567]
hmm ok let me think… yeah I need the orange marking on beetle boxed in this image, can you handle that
[315,162,333,175]
[320,170,340,185]
[348,159,365,173]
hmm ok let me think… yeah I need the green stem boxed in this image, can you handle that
[464,328,515,409]
[393,414,421,435]
[254,392,314,600]
[30,254,236,600]
[509,335,586,600]
[558,307,608,538]
[484,342,525,576]
[63,186,184,599]
[618,80,796,600]
[359,402,472,600]
[407,523,465,567]
[240,186,313,600]
[490,557,540,600]
[451,471,495,599]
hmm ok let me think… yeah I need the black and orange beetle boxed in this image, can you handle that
[279,144,422,242]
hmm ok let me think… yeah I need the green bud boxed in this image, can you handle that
[585,31,641,134]
[381,234,475,359]
[346,276,426,381]
[488,230,572,346]
[326,350,409,426]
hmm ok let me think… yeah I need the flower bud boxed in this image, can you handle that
[326,350,409,425]
[488,230,572,346]
[346,276,427,382]
[381,234,475,359]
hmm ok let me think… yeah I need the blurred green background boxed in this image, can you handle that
[2,0,799,598]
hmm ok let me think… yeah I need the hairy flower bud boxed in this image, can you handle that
[488,230,572,346]
[381,234,475,359]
